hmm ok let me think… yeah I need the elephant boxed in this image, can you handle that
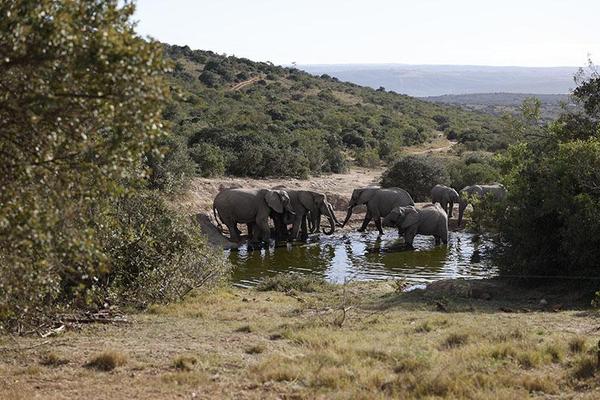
[212,188,295,244]
[271,187,341,240]
[382,204,448,247]
[457,183,507,226]
[431,184,460,218]
[341,187,415,235]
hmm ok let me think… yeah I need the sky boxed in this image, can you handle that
[134,0,600,67]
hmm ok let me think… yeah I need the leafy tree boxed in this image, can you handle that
[0,1,224,327]
[481,66,600,279]
[381,155,450,201]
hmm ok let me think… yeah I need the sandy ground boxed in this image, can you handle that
[177,166,383,216]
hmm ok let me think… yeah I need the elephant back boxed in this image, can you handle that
[383,187,415,206]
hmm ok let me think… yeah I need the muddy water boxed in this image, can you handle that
[228,230,497,288]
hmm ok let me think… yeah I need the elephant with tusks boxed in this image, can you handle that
[212,188,295,244]
[457,184,507,226]
[382,204,448,247]
[342,187,414,235]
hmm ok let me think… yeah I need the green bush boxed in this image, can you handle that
[486,70,600,279]
[381,155,450,201]
[448,157,500,190]
[146,135,196,193]
[353,147,380,168]
[100,192,229,308]
[189,142,226,177]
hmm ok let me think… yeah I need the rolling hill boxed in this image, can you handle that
[161,45,509,179]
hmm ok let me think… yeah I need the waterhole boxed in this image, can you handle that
[228,230,497,288]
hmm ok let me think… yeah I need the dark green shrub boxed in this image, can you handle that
[486,71,600,279]
[381,155,450,201]
[145,135,196,193]
[100,192,229,307]
[198,70,221,87]
[354,147,380,168]
[189,142,226,177]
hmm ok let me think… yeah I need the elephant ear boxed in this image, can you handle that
[265,190,284,214]
[400,206,420,229]
[312,193,325,210]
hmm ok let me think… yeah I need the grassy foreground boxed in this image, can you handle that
[1,278,599,399]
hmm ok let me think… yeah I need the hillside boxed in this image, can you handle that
[423,93,577,122]
[298,64,577,97]
[161,45,508,179]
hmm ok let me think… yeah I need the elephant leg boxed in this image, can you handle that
[290,215,303,241]
[357,211,372,232]
[300,215,309,240]
[226,222,241,243]
[257,219,271,244]
[448,202,454,218]
[374,217,384,235]
[434,236,441,245]
[246,223,253,240]
[403,227,417,248]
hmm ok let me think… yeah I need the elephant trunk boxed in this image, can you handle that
[342,206,354,227]
[322,213,335,235]
[327,203,343,227]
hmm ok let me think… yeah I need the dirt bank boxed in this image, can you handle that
[177,167,384,216]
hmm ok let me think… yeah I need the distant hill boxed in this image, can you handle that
[298,64,578,97]
[162,45,509,178]
[422,93,577,121]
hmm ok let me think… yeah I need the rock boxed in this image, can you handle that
[539,299,548,306]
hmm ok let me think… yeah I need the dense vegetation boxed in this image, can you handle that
[472,67,600,280]
[0,1,226,330]
[161,45,509,179]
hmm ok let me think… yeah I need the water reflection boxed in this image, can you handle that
[228,230,498,288]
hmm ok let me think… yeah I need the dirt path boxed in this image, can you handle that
[230,76,261,91]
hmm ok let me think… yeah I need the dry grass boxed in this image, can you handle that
[39,351,69,367]
[172,355,197,371]
[441,332,469,349]
[572,355,597,380]
[85,350,127,371]
[244,344,265,354]
[1,281,599,399]
[568,336,587,354]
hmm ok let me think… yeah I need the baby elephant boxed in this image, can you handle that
[382,204,448,247]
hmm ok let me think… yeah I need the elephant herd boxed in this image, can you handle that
[212,183,507,249]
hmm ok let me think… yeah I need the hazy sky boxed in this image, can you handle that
[134,0,600,67]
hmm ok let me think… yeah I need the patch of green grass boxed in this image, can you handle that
[85,351,127,371]
[256,274,328,293]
